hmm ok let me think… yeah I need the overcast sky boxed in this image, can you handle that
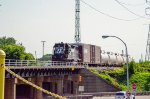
[0,0,150,62]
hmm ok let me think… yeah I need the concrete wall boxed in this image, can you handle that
[80,69,121,92]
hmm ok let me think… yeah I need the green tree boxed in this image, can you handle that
[39,54,52,61]
[0,36,34,60]
[24,53,34,60]
[0,36,16,46]
[128,61,136,75]
[2,45,25,59]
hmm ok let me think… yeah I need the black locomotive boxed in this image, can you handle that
[52,42,81,62]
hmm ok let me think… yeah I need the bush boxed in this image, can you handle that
[89,69,120,87]
[130,73,150,91]
[89,60,150,92]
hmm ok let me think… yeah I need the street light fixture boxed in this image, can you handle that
[102,35,130,90]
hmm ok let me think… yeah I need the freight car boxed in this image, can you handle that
[101,51,126,66]
[52,42,126,66]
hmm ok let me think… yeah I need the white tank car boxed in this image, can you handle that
[101,51,126,67]
[120,54,132,65]
[115,53,124,66]
[107,52,117,66]
[101,51,109,66]
[121,54,127,64]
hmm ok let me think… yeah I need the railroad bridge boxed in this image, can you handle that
[4,60,120,99]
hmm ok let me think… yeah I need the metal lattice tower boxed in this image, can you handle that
[75,0,81,43]
[145,24,150,61]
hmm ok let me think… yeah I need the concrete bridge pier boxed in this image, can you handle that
[5,78,17,99]
[34,77,44,99]
[57,78,64,95]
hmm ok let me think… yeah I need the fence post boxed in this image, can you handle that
[0,50,6,99]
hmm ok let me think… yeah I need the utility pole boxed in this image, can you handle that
[75,0,81,43]
[41,41,46,58]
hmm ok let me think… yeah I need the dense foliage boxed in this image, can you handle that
[0,36,16,45]
[90,69,120,87]
[38,54,52,61]
[130,73,150,92]
[0,36,34,60]
[89,61,150,92]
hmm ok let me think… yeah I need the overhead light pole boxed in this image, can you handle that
[41,41,46,58]
[102,35,130,90]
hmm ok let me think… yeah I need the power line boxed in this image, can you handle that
[114,0,149,19]
[80,0,140,21]
[116,0,146,6]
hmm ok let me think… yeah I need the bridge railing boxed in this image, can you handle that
[5,59,88,67]
[5,59,36,66]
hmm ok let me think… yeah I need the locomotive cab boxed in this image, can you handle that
[52,42,69,61]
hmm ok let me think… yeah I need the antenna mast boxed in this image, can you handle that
[75,0,81,43]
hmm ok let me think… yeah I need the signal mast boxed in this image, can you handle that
[75,0,81,43]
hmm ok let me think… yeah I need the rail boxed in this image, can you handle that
[5,59,88,67]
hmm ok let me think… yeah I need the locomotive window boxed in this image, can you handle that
[54,47,64,54]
